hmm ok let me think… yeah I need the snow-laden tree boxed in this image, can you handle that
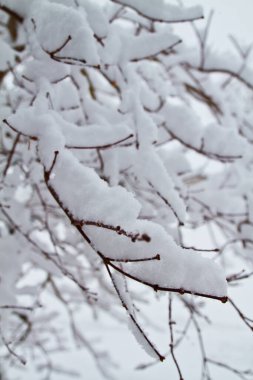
[0,0,252,378]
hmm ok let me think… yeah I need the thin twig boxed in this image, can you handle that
[168,294,184,380]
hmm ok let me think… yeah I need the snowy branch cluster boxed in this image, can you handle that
[0,0,253,378]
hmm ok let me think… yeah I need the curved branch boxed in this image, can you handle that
[0,5,23,22]
[110,0,203,24]
[109,261,228,302]
[166,127,242,162]
[186,64,253,91]
[43,159,227,303]
[3,120,134,152]
[66,133,134,150]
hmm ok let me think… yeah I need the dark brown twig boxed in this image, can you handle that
[2,133,20,177]
[168,294,184,380]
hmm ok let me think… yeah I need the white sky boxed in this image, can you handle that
[180,0,253,48]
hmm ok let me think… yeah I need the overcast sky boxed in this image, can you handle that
[180,0,253,49]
